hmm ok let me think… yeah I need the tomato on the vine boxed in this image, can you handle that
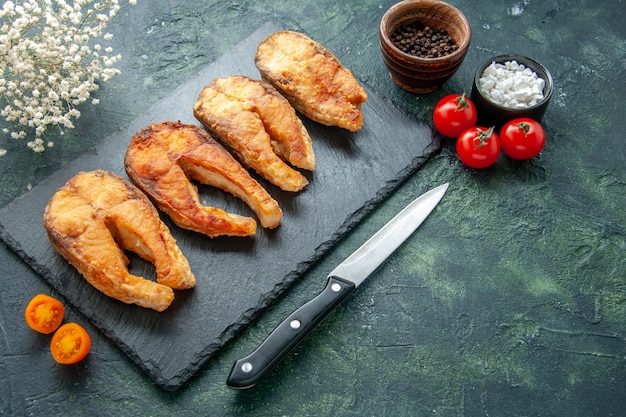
[499,118,546,160]
[433,93,478,138]
[456,126,501,169]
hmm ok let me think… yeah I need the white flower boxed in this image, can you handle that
[0,0,138,154]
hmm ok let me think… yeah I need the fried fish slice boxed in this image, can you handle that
[43,170,196,312]
[125,121,282,236]
[193,75,313,192]
[255,31,368,132]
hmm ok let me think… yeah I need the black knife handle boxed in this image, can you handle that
[226,276,356,389]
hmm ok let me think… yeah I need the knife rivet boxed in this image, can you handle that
[331,283,342,292]
[241,362,253,373]
[290,320,301,329]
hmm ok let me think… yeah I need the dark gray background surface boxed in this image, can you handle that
[0,1,624,416]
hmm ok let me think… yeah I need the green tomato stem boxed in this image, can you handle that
[517,122,530,136]
[455,92,470,112]
[473,126,495,150]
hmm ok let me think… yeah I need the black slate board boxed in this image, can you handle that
[0,22,438,390]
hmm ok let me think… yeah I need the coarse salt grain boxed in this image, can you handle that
[479,60,545,108]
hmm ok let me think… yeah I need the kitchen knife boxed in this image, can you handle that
[226,183,449,389]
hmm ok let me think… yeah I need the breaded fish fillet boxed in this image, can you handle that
[43,170,196,312]
[255,31,368,132]
[125,121,282,237]
[193,75,314,192]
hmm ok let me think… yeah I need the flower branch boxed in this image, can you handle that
[0,0,137,155]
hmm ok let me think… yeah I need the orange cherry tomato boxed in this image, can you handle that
[24,294,65,334]
[50,322,91,365]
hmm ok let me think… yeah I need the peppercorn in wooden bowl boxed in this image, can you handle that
[379,0,472,93]
[470,54,553,129]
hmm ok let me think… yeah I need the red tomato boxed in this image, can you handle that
[456,126,501,169]
[499,118,546,160]
[50,322,91,365]
[24,294,65,334]
[433,93,478,138]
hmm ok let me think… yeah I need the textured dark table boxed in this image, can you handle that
[1,1,624,416]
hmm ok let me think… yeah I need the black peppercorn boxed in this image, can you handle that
[390,20,458,58]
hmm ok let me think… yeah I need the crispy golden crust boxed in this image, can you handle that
[193,75,313,192]
[125,121,282,236]
[43,170,196,312]
[255,31,368,132]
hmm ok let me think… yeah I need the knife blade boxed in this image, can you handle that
[226,183,449,389]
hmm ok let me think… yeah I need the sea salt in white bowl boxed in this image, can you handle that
[471,54,553,129]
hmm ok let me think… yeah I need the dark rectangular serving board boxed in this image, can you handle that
[0,22,438,390]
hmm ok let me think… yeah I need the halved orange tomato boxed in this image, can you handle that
[24,294,65,334]
[50,322,91,365]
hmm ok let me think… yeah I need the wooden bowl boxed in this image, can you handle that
[379,0,472,94]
